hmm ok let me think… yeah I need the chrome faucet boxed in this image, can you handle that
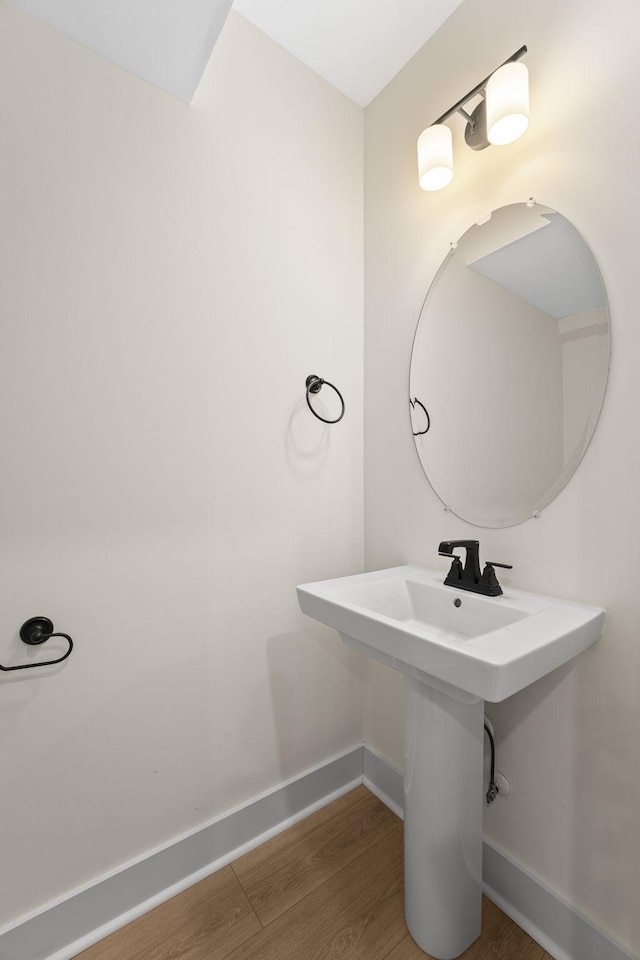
[438,540,512,597]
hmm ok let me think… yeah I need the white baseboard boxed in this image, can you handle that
[0,745,364,960]
[2,743,635,960]
[483,841,636,960]
[362,742,404,818]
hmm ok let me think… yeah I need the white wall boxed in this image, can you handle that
[364,0,639,954]
[0,5,364,929]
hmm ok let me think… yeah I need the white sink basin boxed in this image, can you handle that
[297,564,604,702]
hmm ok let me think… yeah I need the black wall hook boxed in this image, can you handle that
[0,617,74,672]
[305,375,345,424]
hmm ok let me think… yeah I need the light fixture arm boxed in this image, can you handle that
[432,45,527,127]
[456,106,477,126]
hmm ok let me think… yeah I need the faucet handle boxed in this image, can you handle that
[439,553,463,581]
[479,560,511,597]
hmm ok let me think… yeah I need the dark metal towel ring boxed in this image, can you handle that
[305,375,345,424]
[410,397,430,436]
[0,617,74,673]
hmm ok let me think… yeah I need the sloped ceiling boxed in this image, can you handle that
[6,0,234,102]
[233,0,464,106]
[7,0,463,106]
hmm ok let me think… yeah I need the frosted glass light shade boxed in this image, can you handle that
[417,124,453,191]
[486,62,529,145]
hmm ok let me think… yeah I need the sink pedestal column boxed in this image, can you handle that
[403,677,485,960]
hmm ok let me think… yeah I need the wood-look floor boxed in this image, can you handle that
[75,785,553,960]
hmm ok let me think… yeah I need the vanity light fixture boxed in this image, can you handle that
[417,46,528,191]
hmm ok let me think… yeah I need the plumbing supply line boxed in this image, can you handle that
[484,722,498,804]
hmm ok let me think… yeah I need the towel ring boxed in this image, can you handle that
[305,375,345,424]
[0,617,74,672]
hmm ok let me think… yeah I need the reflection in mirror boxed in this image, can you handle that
[410,202,609,527]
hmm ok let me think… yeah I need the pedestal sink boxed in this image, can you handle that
[297,565,604,959]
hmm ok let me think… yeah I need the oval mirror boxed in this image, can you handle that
[410,202,609,527]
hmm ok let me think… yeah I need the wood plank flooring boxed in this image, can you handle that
[75,785,549,960]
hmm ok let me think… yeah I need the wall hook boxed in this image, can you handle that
[0,617,74,672]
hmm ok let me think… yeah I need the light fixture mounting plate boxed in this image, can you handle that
[464,100,490,151]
